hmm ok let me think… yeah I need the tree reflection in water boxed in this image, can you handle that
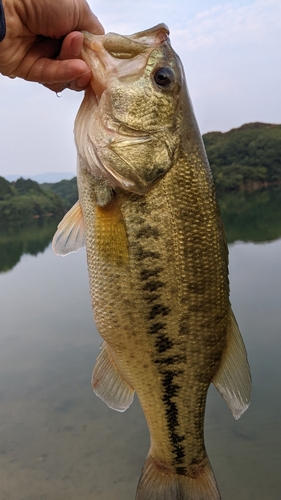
[0,217,60,273]
[219,187,281,243]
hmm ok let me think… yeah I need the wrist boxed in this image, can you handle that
[0,0,30,77]
[0,0,6,41]
[2,0,24,39]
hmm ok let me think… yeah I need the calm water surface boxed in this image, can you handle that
[0,191,281,500]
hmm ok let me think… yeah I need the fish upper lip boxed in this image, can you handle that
[83,31,102,46]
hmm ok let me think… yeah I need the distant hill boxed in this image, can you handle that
[203,122,281,192]
[0,176,64,224]
[41,177,78,210]
[4,172,75,183]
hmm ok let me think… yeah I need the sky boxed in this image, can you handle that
[0,0,280,179]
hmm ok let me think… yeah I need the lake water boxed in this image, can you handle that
[0,189,281,500]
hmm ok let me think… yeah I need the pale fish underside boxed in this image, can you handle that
[53,23,251,500]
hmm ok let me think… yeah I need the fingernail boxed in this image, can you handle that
[72,34,83,58]
[76,73,91,89]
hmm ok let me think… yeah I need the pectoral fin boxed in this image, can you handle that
[92,342,135,412]
[94,199,129,265]
[52,200,85,256]
[212,309,251,419]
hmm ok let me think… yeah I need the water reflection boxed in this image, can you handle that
[219,186,281,243]
[0,216,60,273]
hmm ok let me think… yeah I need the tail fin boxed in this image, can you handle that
[136,455,221,500]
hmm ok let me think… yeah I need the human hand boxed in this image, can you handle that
[0,0,104,92]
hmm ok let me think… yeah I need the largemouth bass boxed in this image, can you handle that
[53,24,251,500]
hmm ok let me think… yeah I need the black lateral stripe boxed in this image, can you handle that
[160,369,186,467]
[136,225,160,239]
[162,372,180,397]
[144,293,161,303]
[142,280,165,292]
[155,354,185,365]
[149,322,166,334]
[155,334,173,353]
[176,466,187,476]
[148,304,170,320]
[140,268,163,280]
[134,245,160,261]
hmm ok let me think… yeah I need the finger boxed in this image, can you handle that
[83,14,104,35]
[57,32,84,61]
[28,57,92,85]
[77,5,105,35]
[43,33,91,92]
[15,36,88,85]
[42,67,92,93]
[24,1,105,39]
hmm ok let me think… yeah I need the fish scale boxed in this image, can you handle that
[53,23,251,500]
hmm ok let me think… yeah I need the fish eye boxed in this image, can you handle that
[153,67,175,88]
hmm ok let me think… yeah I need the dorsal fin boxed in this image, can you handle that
[52,200,85,256]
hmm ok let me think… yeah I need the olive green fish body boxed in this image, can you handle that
[53,24,251,500]
[80,146,228,466]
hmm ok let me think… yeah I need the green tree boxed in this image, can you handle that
[0,178,64,224]
[0,176,15,200]
[203,122,281,192]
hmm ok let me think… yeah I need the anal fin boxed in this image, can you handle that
[92,342,135,412]
[213,309,251,419]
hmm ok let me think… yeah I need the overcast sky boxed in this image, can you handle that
[0,0,280,178]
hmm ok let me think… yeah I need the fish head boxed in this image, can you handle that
[75,24,185,196]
